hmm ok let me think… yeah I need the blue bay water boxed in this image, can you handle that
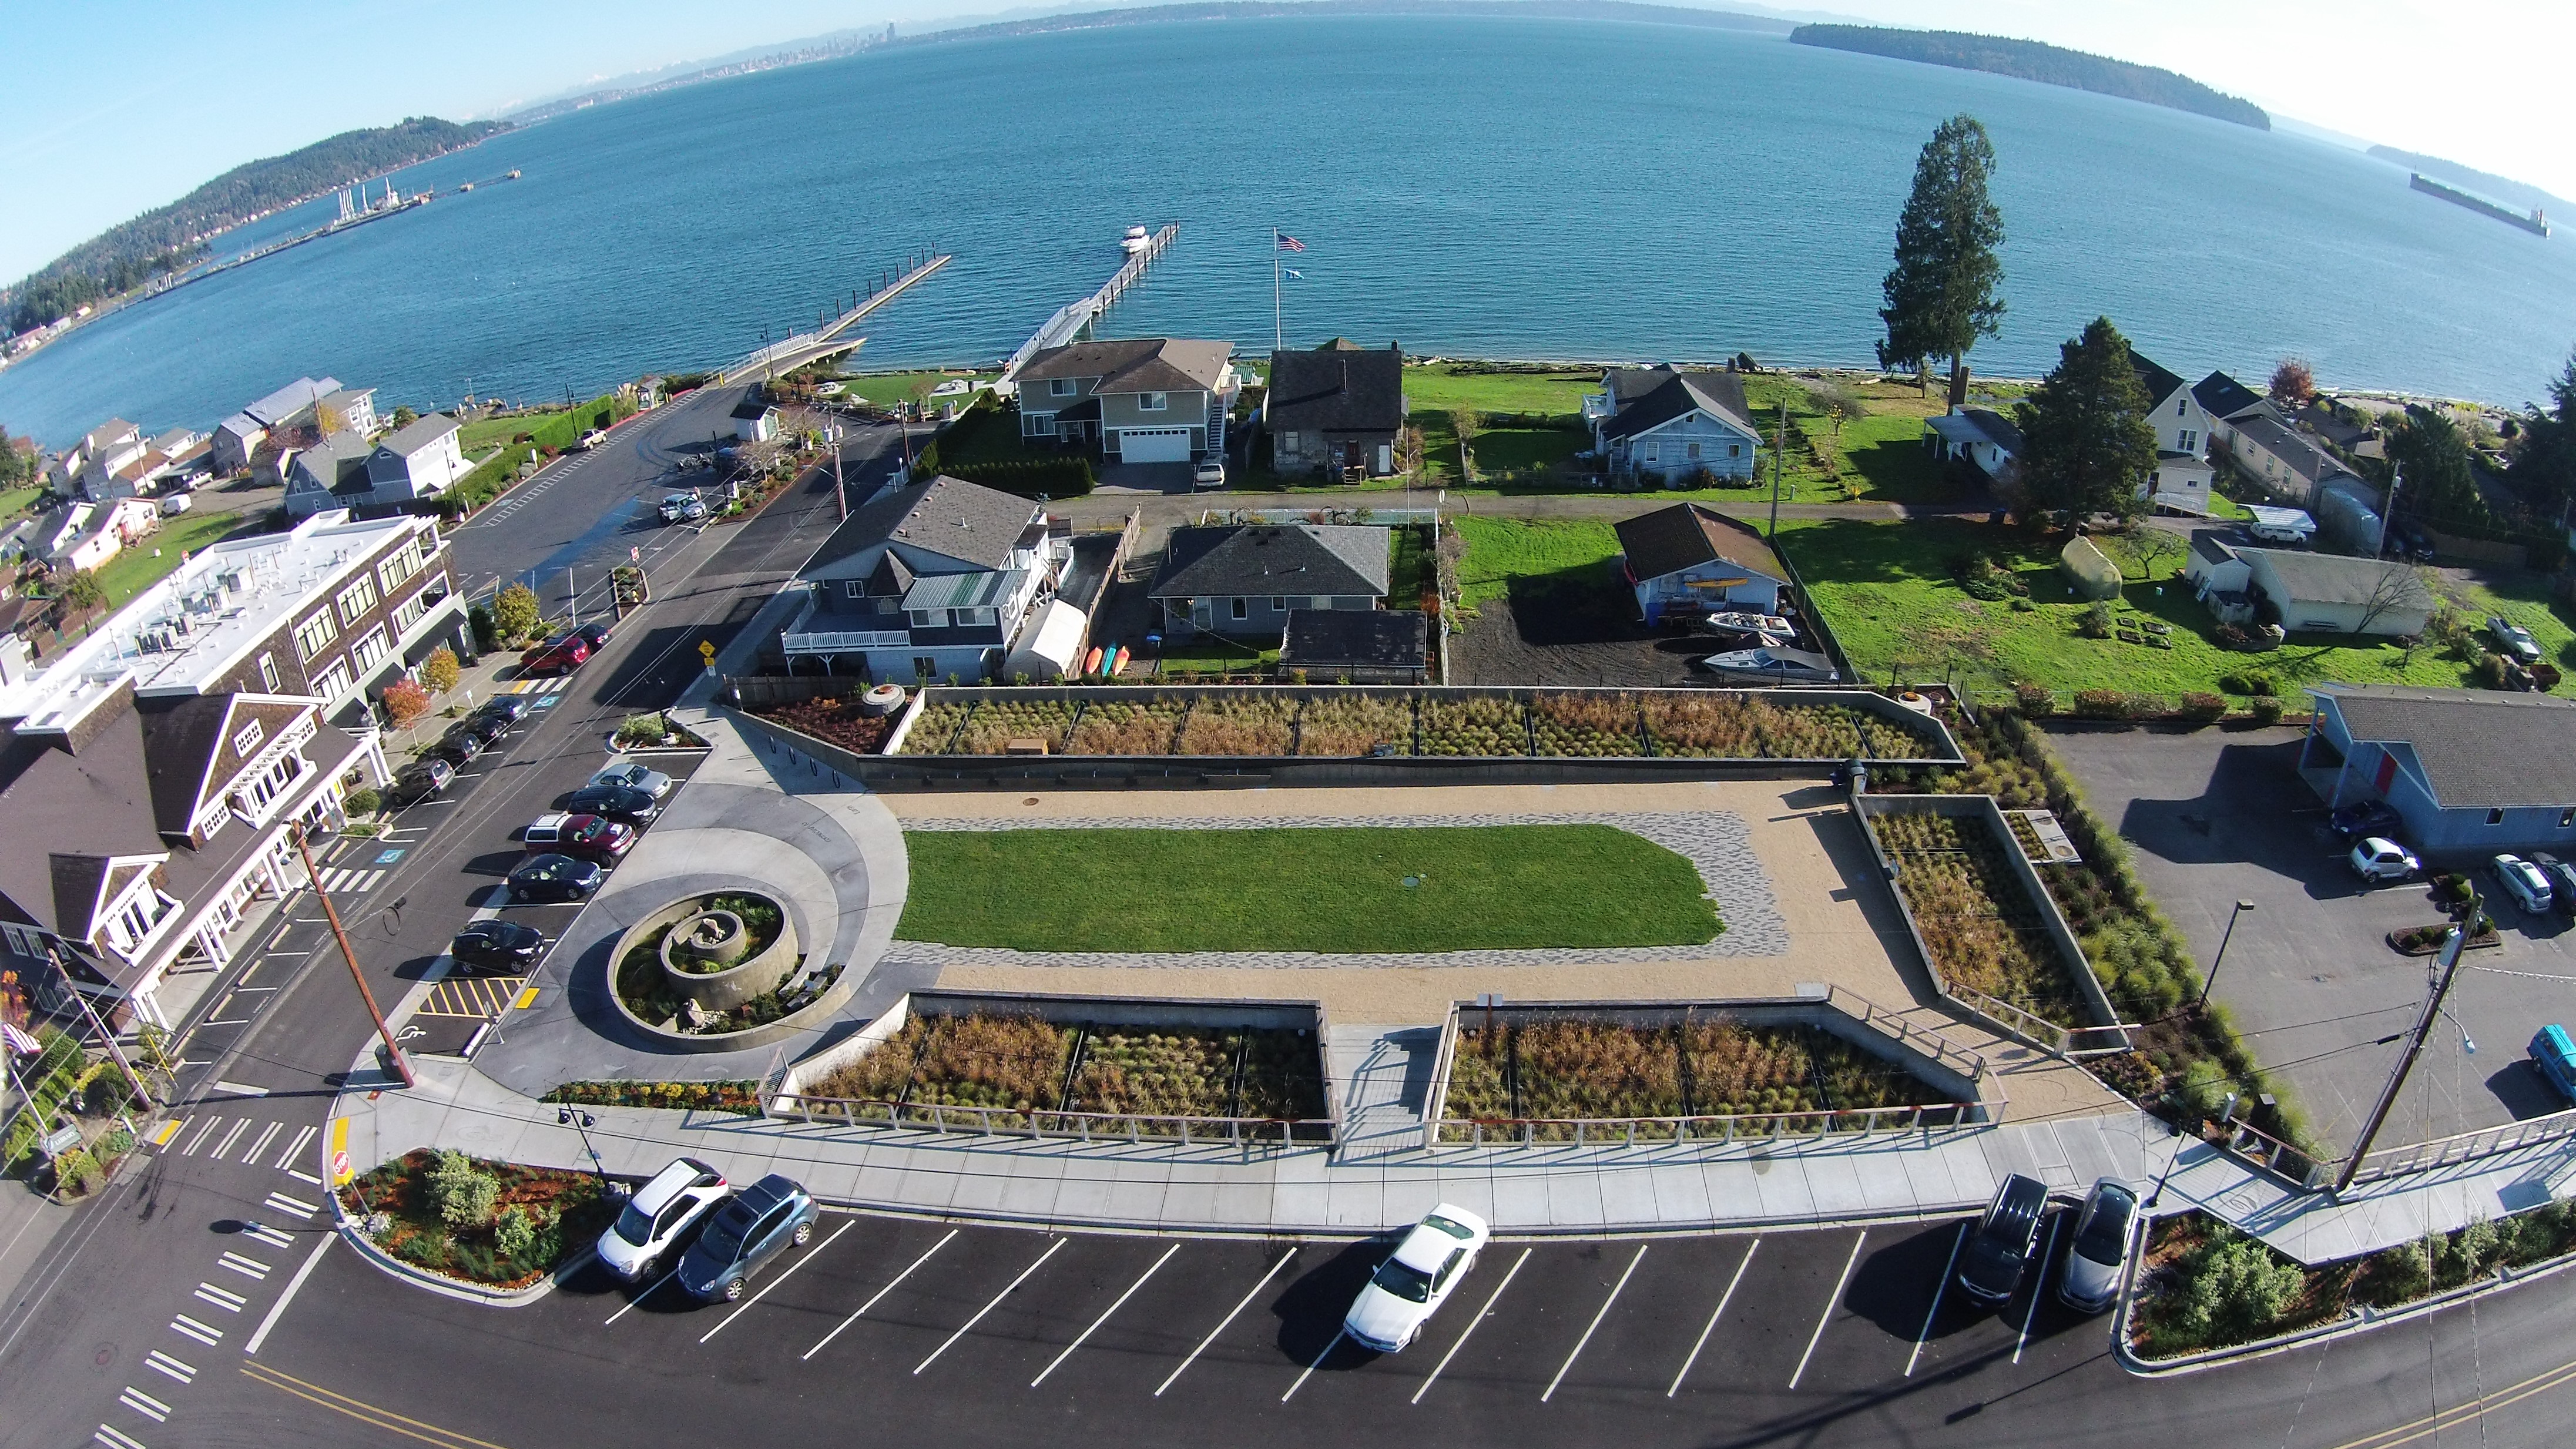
[5,15,2574,447]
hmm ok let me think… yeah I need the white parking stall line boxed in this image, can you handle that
[143,1350,196,1385]
[913,1237,1065,1375]
[193,1282,247,1313]
[606,1265,683,1326]
[803,1229,958,1357]
[241,1121,283,1164]
[1414,1245,1532,1405]
[261,1190,320,1220]
[700,1219,852,1343]
[1281,1330,1342,1403]
[1906,1225,1969,1378]
[1787,1232,1867,1391]
[94,1424,148,1449]
[273,1123,316,1172]
[210,1120,250,1159]
[179,1118,222,1156]
[1156,1246,1300,1397]
[1030,1243,1180,1388]
[217,1251,272,1281]
[2013,1216,2061,1366]
[169,1314,223,1347]
[207,1078,269,1099]
[1541,1243,1647,1404]
[244,1225,294,1250]
[1669,1237,1760,1398]
[117,1387,171,1423]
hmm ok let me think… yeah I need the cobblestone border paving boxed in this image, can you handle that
[891,811,1787,969]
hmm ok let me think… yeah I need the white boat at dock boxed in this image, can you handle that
[1121,225,1151,254]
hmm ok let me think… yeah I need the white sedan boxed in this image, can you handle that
[2348,837,2419,883]
[1343,1204,1490,1352]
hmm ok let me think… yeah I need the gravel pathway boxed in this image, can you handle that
[891,810,1788,969]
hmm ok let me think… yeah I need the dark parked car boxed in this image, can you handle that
[421,731,485,768]
[563,784,660,824]
[449,920,545,973]
[384,759,454,806]
[2391,525,2436,564]
[2329,799,2403,841]
[473,696,532,726]
[506,854,603,904]
[677,1174,819,1302]
[2535,853,2576,912]
[1957,1173,2051,1306]
[569,622,614,650]
[448,713,511,750]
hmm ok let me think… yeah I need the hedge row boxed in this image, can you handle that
[938,458,1095,498]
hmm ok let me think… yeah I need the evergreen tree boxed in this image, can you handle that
[2385,407,2486,528]
[2507,349,2576,515]
[2012,317,2158,522]
[1878,114,2007,396]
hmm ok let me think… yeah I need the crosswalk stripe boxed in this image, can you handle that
[353,870,384,892]
[95,1424,148,1448]
[170,1314,223,1346]
[242,1122,282,1164]
[143,1350,194,1384]
[194,1283,247,1312]
[263,1190,319,1219]
[274,1124,316,1172]
[219,1252,271,1281]
[210,1119,249,1158]
[244,1225,294,1249]
[117,1387,170,1422]
[179,1118,220,1155]
[285,1169,321,1186]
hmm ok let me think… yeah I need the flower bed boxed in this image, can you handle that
[750,697,895,754]
[1065,700,1186,756]
[1176,694,1296,756]
[897,702,975,754]
[951,698,1080,754]
[807,1014,1326,1123]
[540,1081,763,1116]
[341,1148,614,1290]
[1294,693,1415,756]
[1530,692,1643,757]
[1440,1015,1943,1141]
[1420,695,1529,756]
[1873,810,2087,1027]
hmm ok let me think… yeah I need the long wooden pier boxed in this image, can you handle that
[722,253,953,384]
[995,224,1178,395]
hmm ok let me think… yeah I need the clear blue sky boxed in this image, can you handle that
[6,0,2567,282]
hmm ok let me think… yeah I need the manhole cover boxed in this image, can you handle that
[92,1343,116,1369]
[1022,797,1039,806]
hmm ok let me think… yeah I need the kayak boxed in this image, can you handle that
[1083,646,1103,677]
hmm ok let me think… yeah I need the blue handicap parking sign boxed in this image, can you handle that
[374,848,407,866]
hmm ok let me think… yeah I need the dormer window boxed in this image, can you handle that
[233,717,264,756]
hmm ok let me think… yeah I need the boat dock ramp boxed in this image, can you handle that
[995,223,1177,395]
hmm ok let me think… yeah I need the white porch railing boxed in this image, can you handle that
[782,629,910,653]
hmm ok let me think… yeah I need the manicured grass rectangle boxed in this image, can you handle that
[897,824,1719,952]
[1451,516,1622,607]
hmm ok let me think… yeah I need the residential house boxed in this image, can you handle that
[2133,353,2215,514]
[782,475,1068,681]
[281,431,377,520]
[1264,341,1406,477]
[2301,685,2576,855]
[361,414,467,508]
[2183,531,2431,635]
[1585,367,1763,484]
[1278,608,1429,684]
[2230,410,2369,510]
[46,498,159,572]
[1015,337,1235,463]
[1150,524,1390,639]
[2190,371,2269,451]
[1921,407,2022,487]
[732,397,779,443]
[213,376,341,475]
[289,386,378,439]
[1612,502,1790,625]
[53,419,147,500]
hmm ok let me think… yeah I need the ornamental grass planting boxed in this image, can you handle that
[1294,693,1416,756]
[1175,693,1297,756]
[809,1014,1325,1123]
[1874,810,2087,1026]
[1529,692,1645,756]
[897,701,974,754]
[1065,700,1187,755]
[1419,695,1530,756]
[951,698,1079,754]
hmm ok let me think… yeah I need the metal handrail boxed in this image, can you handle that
[1431,1101,1981,1150]
[766,1092,1333,1146]
[2336,1103,2576,1186]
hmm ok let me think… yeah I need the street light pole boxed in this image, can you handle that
[2337,895,2478,1193]
[2197,900,2257,1009]
[558,1108,608,1191]
[291,824,414,1089]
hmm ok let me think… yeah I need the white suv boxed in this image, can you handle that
[598,1158,730,1280]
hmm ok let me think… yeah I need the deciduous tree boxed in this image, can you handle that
[491,582,540,642]
[418,646,461,695]
[58,568,107,614]
[1878,114,2006,398]
[2268,357,2315,408]
[381,679,431,728]
[2012,317,2158,524]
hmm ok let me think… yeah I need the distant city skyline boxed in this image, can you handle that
[2,0,2567,284]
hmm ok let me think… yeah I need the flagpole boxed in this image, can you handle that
[1272,228,1283,354]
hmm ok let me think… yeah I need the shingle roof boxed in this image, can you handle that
[1265,346,1404,434]
[1954,407,2024,452]
[1599,371,1758,442]
[2234,412,2347,485]
[799,475,1038,576]
[2192,371,2266,421]
[374,412,458,457]
[1612,503,1785,585]
[730,397,776,421]
[1604,367,1685,405]
[1150,525,1390,600]
[1017,338,1232,395]
[2245,549,2432,609]
[135,695,234,838]
[243,376,341,427]
[289,431,375,493]
[2315,685,2576,809]
[2132,352,2186,405]
[2189,529,2241,566]
[1280,609,1428,670]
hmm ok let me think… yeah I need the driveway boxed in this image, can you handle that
[2044,722,2575,1155]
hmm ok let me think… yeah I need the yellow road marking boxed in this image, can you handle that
[152,1119,181,1146]
[2328,1350,2576,1449]
[241,1363,514,1449]
[513,987,540,1010]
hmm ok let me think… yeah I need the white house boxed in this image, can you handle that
[213,376,341,474]
[363,414,466,505]
[2185,531,2431,635]
[2133,353,2216,514]
[732,397,778,443]
[47,497,160,572]
[1586,368,1764,484]
[1923,407,2022,485]
[1612,502,1790,625]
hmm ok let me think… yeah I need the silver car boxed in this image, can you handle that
[2493,854,2554,914]
[2057,1178,2139,1313]
[591,761,673,799]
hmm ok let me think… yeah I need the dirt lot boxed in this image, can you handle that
[1449,595,1710,685]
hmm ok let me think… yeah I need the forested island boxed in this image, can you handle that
[1790,25,2269,130]
[5,116,508,335]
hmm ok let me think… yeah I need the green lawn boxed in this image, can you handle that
[838,371,997,410]
[1402,362,1599,417]
[1776,515,2576,702]
[1452,516,1623,607]
[1388,524,1434,607]
[0,485,43,520]
[96,511,261,607]
[897,824,1719,952]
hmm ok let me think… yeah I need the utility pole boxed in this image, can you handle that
[2336,894,2476,1192]
[2375,462,2403,558]
[291,825,414,1089]
[1767,401,1787,539]
[834,441,848,522]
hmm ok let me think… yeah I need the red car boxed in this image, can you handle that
[522,813,635,863]
[521,636,591,675]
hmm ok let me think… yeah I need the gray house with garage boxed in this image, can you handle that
[1150,524,1389,639]
[2303,685,2576,855]
[1015,337,1235,464]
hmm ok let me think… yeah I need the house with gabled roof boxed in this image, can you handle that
[2303,685,2576,854]
[1150,524,1389,639]
[2132,351,2216,514]
[281,431,378,519]
[1612,502,1789,625]
[1584,367,1763,484]
[1265,341,1406,477]
[214,376,342,474]
[783,474,1069,680]
[1923,407,2022,485]
[1014,337,1235,464]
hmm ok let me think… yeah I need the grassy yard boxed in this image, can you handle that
[96,511,260,607]
[0,485,43,521]
[897,824,1720,952]
[1388,523,1434,608]
[837,370,997,410]
[1777,515,2576,702]
[1452,516,1623,608]
[1402,361,1600,417]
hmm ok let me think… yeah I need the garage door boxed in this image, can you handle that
[1118,428,1192,464]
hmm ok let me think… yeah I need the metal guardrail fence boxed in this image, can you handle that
[1431,1102,1980,1149]
[767,1094,1333,1148]
[2345,1106,2576,1184]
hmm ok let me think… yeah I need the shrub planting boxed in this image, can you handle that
[752,695,895,754]
[540,1081,763,1115]
[1529,692,1644,756]
[809,1013,1324,1123]
[1176,693,1296,756]
[1294,693,1416,756]
[340,1148,612,1289]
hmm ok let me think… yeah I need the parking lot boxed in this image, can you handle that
[2044,722,2576,1153]
[228,1208,2129,1448]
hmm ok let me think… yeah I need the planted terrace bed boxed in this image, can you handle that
[897,701,975,754]
[1873,810,2087,1028]
[950,697,1079,754]
[1176,693,1297,756]
[750,696,895,755]
[1294,692,1417,756]
[1420,695,1531,756]
[802,1012,1324,1123]
[1065,699,1188,755]
[1440,1015,1945,1142]
[1531,691,1644,756]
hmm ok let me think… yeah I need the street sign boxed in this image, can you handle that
[331,1149,351,1183]
[630,546,640,562]
[697,640,716,663]
[41,1126,81,1158]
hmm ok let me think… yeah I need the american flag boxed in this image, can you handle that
[1276,233,1305,252]
[1,1022,39,1057]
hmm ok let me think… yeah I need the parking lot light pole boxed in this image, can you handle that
[2196,900,2258,1009]
[558,1108,609,1192]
